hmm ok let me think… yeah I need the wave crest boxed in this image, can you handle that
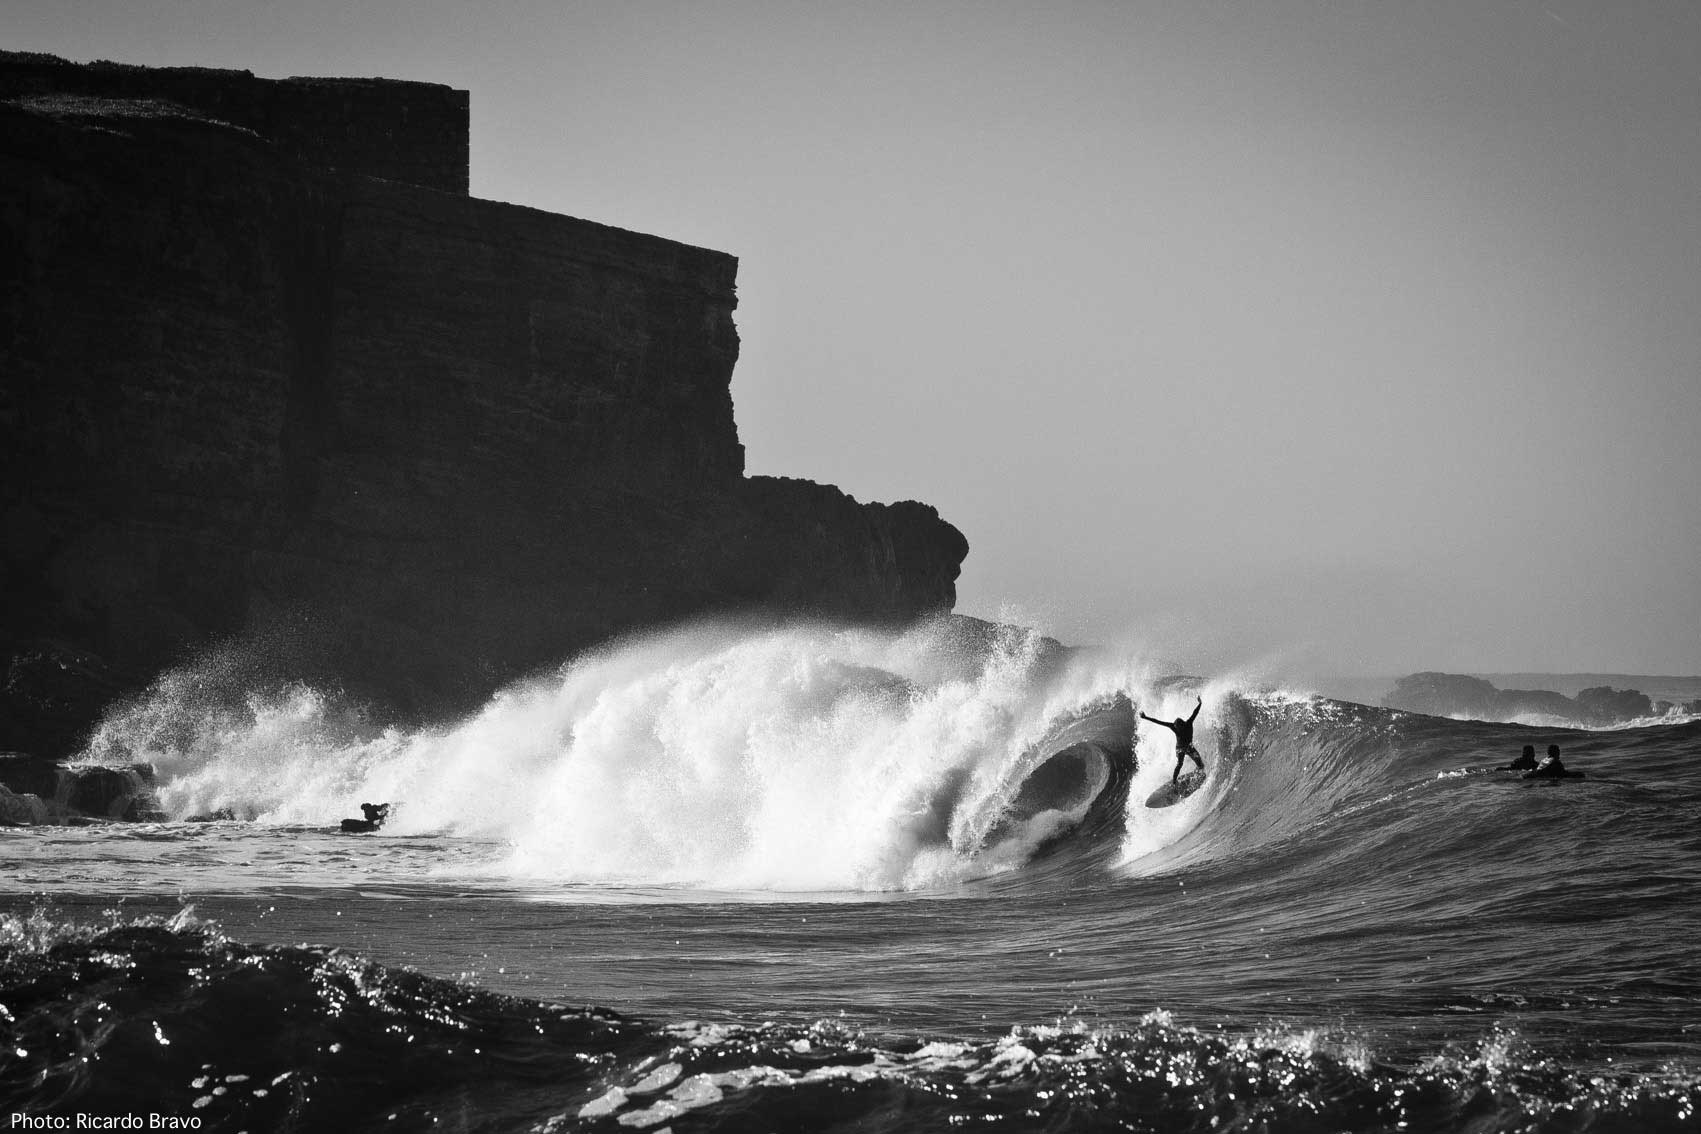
[83,619,1162,891]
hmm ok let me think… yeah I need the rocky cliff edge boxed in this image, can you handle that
[0,54,969,756]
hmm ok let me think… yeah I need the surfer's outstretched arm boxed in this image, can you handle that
[1139,712,1166,728]
[1186,696,1202,724]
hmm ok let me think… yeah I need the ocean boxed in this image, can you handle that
[3,619,1699,1132]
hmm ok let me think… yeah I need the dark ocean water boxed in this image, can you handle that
[3,621,1699,1132]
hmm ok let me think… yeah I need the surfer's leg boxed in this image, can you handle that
[1172,750,1184,782]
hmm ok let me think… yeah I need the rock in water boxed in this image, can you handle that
[0,784,48,825]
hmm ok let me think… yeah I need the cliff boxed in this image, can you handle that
[0,51,469,193]
[0,53,969,756]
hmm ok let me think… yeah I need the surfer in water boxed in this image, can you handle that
[1507,744,1539,771]
[1526,743,1571,779]
[1141,696,1206,783]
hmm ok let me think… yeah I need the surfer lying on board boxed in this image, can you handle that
[1140,696,1206,783]
[1506,744,1539,771]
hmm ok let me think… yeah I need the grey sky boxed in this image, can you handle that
[8,1,1700,674]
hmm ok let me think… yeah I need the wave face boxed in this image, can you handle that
[16,620,1701,1130]
[73,619,1701,920]
[1120,696,1701,887]
[75,618,1701,902]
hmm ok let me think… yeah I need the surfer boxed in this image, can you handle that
[1141,696,1206,783]
[1526,743,1571,779]
[1507,744,1539,771]
[339,801,391,833]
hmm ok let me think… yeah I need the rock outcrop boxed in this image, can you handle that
[0,784,49,826]
[1383,673,1658,726]
[1574,686,1653,724]
[0,53,969,757]
[1382,673,1502,721]
[0,753,163,823]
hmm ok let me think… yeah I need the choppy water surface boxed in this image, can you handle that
[4,621,1699,1131]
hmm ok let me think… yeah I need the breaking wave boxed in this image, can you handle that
[81,615,1697,898]
[82,619,1205,891]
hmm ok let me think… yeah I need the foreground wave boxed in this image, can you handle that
[15,619,1701,1133]
[61,616,1701,902]
[80,619,1160,890]
[4,909,1696,1133]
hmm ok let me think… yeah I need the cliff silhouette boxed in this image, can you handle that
[0,52,968,757]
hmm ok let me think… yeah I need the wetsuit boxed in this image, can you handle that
[1141,698,1206,783]
[1507,748,1538,771]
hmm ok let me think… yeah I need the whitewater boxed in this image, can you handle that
[4,617,1700,1131]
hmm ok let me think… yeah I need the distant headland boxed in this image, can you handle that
[1380,672,1701,725]
[0,52,969,764]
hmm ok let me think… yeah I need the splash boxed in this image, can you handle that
[83,618,1174,891]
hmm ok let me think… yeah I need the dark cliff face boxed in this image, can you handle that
[0,56,967,753]
[0,51,470,194]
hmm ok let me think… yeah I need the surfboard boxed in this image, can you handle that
[1145,770,1206,808]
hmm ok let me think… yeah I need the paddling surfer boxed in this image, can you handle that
[1141,696,1206,783]
[1507,744,1539,771]
[1526,743,1571,779]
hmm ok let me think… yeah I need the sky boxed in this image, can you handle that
[7,1,1700,676]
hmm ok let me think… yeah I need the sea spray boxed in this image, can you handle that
[17,685,1700,1131]
[81,618,1192,890]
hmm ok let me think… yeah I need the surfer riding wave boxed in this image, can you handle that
[1141,696,1205,783]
